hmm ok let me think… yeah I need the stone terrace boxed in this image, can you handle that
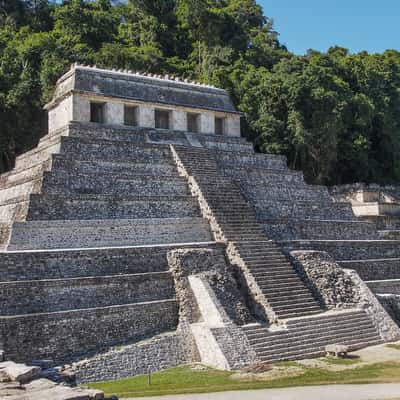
[0,120,393,370]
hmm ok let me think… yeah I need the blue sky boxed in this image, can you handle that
[259,0,399,55]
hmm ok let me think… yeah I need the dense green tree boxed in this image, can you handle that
[0,0,400,186]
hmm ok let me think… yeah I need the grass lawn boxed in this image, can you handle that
[318,356,362,365]
[87,362,400,398]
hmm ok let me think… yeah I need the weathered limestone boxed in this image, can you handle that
[73,332,195,383]
[0,66,396,379]
[290,250,400,342]
[168,248,257,370]
[0,361,104,399]
[45,64,242,136]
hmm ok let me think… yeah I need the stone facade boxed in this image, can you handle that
[45,65,242,136]
[74,332,195,383]
[0,66,398,381]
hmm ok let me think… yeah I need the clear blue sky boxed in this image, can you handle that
[259,0,399,55]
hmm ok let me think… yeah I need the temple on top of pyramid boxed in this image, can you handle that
[44,64,242,136]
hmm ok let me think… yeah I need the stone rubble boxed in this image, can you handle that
[0,361,104,400]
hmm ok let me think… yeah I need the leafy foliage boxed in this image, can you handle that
[0,0,400,185]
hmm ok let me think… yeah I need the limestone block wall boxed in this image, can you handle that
[339,259,400,281]
[48,96,73,133]
[0,272,174,315]
[74,332,195,383]
[0,300,179,363]
[0,240,222,283]
[7,217,213,250]
[27,194,201,221]
[48,91,241,136]
[367,280,400,295]
[168,248,256,370]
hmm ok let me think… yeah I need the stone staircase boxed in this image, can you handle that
[172,145,323,321]
[243,310,381,362]
[172,144,384,360]
[211,143,400,329]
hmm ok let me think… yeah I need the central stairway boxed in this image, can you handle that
[172,145,322,321]
[172,144,383,361]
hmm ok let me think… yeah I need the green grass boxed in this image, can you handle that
[386,344,400,351]
[319,356,362,365]
[87,362,400,398]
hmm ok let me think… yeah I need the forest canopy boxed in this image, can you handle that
[1,0,400,185]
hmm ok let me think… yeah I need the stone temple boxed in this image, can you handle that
[0,64,399,382]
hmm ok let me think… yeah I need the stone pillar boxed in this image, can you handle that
[225,116,241,137]
[138,105,155,128]
[104,102,124,125]
[200,112,215,134]
[72,95,90,123]
[172,110,187,131]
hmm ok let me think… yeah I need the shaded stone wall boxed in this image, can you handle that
[0,300,179,363]
[75,332,195,383]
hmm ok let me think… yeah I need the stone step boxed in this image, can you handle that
[27,194,200,220]
[255,276,302,285]
[0,299,178,364]
[260,289,312,299]
[251,270,299,279]
[285,310,368,328]
[339,258,400,280]
[223,233,267,241]
[240,255,289,263]
[0,199,30,223]
[259,282,315,295]
[217,152,288,170]
[52,155,178,176]
[58,137,173,163]
[0,179,42,207]
[246,320,377,347]
[269,298,320,310]
[0,272,175,315]
[276,307,322,319]
[251,327,381,352]
[42,171,190,196]
[253,332,380,356]
[0,242,224,282]
[7,217,213,250]
[243,311,367,333]
[262,219,379,241]
[257,339,381,363]
[280,239,400,260]
[244,313,371,341]
[0,158,51,189]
